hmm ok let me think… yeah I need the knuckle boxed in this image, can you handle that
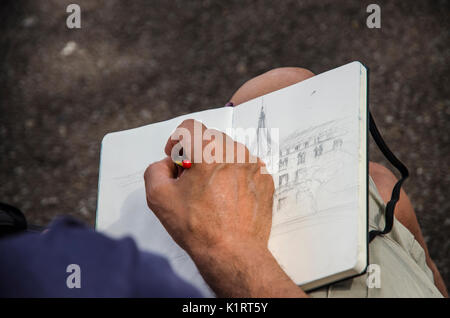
[180,119,195,128]
[258,168,275,192]
[180,119,192,125]
[257,157,266,168]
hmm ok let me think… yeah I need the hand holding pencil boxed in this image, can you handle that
[144,118,274,252]
[142,119,299,298]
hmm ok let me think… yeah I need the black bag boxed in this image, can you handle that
[0,202,27,238]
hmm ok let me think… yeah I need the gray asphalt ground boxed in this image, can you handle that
[1,0,449,287]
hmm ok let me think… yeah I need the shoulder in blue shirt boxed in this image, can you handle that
[0,216,202,297]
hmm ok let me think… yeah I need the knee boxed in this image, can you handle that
[261,67,315,84]
[230,67,315,105]
[369,162,398,187]
[369,162,400,205]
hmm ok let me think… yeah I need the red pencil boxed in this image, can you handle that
[174,159,192,169]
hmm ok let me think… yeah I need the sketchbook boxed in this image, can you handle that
[96,61,368,295]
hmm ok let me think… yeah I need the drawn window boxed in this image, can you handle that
[277,197,287,211]
[279,157,288,170]
[304,141,309,148]
[333,138,343,150]
[279,173,289,187]
[295,168,306,180]
[314,144,323,158]
[297,151,306,164]
[317,134,323,143]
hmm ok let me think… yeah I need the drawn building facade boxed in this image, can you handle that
[273,119,347,219]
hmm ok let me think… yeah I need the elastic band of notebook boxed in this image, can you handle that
[368,112,409,243]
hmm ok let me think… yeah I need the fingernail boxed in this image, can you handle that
[225,102,234,107]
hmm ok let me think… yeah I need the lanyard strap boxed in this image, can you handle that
[368,111,409,243]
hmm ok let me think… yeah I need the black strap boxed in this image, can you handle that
[368,112,409,243]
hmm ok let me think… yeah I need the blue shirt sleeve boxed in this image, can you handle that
[0,216,203,297]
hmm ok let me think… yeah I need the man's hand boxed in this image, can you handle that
[145,119,273,255]
[144,119,307,297]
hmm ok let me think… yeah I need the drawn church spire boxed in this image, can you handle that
[256,99,272,159]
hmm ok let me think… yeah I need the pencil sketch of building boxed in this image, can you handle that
[252,103,350,223]
[272,118,349,222]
